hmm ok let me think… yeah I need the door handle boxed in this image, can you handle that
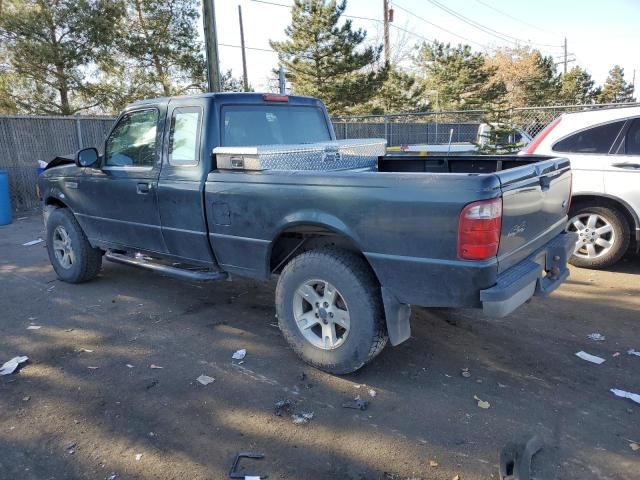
[136,182,152,194]
[611,162,640,169]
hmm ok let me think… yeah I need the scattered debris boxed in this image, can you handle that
[461,368,471,378]
[66,442,76,455]
[149,364,163,369]
[126,364,135,368]
[22,396,30,402]
[274,399,293,417]
[87,366,99,370]
[474,395,490,409]
[610,388,640,405]
[342,395,368,411]
[429,460,439,467]
[576,351,605,365]
[368,388,377,398]
[628,349,640,357]
[499,435,543,480]
[292,412,314,425]
[228,452,265,479]
[26,325,41,330]
[196,374,215,385]
[630,442,639,451]
[498,382,507,388]
[0,356,29,376]
[613,352,621,358]
[106,473,118,480]
[78,348,93,353]
[47,285,55,292]
[22,238,43,246]
[587,333,605,341]
[232,349,247,360]
[135,453,142,461]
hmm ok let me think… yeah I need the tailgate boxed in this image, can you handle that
[496,157,572,273]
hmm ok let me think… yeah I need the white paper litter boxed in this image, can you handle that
[196,374,215,385]
[22,239,43,246]
[149,364,163,369]
[0,356,29,375]
[587,333,605,341]
[292,412,314,425]
[26,326,41,330]
[232,349,247,360]
[610,388,640,405]
[576,351,605,364]
[368,389,377,398]
[135,453,142,461]
[628,349,640,357]
[244,477,261,480]
[126,364,135,368]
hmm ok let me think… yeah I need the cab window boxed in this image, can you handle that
[168,107,202,166]
[105,109,159,167]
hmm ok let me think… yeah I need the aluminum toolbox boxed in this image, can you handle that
[213,139,386,171]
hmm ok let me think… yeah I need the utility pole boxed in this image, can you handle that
[563,37,568,75]
[383,0,390,64]
[238,5,249,92]
[278,66,286,94]
[202,0,221,92]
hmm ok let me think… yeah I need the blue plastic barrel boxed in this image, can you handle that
[0,170,12,226]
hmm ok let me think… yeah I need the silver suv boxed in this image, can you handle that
[525,106,640,269]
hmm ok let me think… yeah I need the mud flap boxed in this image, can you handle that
[382,287,411,346]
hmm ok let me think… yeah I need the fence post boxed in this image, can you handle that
[75,118,83,149]
[384,115,389,145]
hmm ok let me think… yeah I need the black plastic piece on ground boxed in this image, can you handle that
[341,398,368,411]
[229,452,267,479]
[499,435,543,480]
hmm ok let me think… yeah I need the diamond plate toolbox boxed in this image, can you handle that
[213,139,386,171]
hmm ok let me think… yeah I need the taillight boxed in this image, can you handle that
[262,94,289,102]
[458,198,502,261]
[525,116,562,154]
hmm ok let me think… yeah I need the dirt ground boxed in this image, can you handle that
[1,213,639,480]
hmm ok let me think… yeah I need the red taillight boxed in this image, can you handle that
[262,94,289,102]
[458,198,502,261]
[525,116,562,154]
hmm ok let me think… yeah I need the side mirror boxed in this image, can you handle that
[75,147,99,168]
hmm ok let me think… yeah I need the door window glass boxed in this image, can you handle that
[552,121,624,154]
[169,107,202,166]
[624,119,640,155]
[105,109,159,167]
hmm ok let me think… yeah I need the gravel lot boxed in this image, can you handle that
[1,213,639,480]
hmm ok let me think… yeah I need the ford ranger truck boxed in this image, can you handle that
[38,93,576,374]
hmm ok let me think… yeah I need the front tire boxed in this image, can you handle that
[275,248,388,375]
[566,203,629,269]
[46,208,102,283]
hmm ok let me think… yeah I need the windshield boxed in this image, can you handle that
[221,105,332,146]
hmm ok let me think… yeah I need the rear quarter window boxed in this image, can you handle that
[552,120,625,154]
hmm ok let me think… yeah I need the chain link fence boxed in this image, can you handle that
[0,115,115,212]
[332,102,640,146]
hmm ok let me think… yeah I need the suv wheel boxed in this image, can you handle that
[275,248,388,374]
[46,208,103,283]
[565,203,630,269]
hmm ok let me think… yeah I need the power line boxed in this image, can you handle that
[219,43,277,53]
[393,2,490,50]
[473,0,558,35]
[248,0,380,23]
[425,0,563,50]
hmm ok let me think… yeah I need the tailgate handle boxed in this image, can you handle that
[539,175,551,191]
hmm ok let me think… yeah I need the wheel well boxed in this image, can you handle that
[269,226,362,274]
[45,197,67,209]
[571,195,637,233]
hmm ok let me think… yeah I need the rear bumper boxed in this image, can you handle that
[480,231,577,317]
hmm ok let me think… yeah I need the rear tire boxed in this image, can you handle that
[46,208,102,283]
[275,248,388,375]
[566,203,629,269]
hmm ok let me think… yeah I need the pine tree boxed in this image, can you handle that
[270,0,385,115]
[0,0,123,115]
[598,65,635,103]
[114,0,207,98]
[414,41,503,110]
[558,66,599,105]
[356,67,425,114]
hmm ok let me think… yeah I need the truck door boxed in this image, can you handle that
[156,102,215,265]
[78,108,166,253]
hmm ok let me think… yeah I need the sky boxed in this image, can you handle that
[211,0,640,95]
